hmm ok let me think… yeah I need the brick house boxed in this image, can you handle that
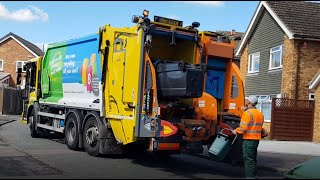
[0,32,44,88]
[235,1,320,141]
[309,71,320,142]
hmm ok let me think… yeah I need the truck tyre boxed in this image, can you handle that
[29,109,39,138]
[83,117,100,157]
[65,113,79,150]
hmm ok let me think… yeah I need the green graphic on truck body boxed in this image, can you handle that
[40,34,102,111]
[41,46,66,102]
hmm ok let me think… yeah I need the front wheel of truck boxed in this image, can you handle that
[29,109,39,138]
[83,117,100,157]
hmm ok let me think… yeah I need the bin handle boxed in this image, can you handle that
[219,128,233,135]
[219,128,238,145]
[231,135,238,145]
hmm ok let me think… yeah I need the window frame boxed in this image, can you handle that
[231,73,239,99]
[269,45,284,70]
[0,59,3,71]
[16,61,27,73]
[248,52,260,74]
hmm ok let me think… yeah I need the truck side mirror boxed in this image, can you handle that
[192,22,200,29]
[17,67,22,85]
[132,15,140,23]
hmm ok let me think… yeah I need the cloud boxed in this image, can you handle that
[167,14,180,20]
[183,1,224,7]
[0,3,48,22]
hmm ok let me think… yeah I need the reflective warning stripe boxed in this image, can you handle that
[247,130,262,133]
[244,122,263,127]
[240,121,249,126]
[239,127,246,133]
[246,110,254,124]
[246,110,263,127]
[253,122,263,126]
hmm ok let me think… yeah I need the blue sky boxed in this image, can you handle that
[0,1,259,51]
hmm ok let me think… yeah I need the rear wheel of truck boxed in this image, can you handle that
[83,117,100,157]
[65,113,79,150]
[29,109,39,138]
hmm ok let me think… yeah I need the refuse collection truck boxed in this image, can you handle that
[20,10,245,161]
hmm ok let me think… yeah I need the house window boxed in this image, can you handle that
[248,52,260,73]
[258,95,268,101]
[254,95,272,122]
[16,61,27,72]
[0,78,9,87]
[4,79,9,87]
[269,45,284,69]
[231,74,239,99]
[0,59,3,71]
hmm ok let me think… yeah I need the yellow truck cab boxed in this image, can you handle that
[21,56,42,125]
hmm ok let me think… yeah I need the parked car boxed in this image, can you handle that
[285,156,320,179]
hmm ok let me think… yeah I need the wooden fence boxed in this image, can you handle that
[270,98,315,141]
[0,86,23,115]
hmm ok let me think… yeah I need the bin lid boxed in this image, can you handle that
[285,156,320,179]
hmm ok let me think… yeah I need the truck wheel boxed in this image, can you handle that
[83,117,100,157]
[29,109,39,138]
[65,113,79,150]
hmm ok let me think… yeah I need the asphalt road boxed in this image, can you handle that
[0,120,283,179]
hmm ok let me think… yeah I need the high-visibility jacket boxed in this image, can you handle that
[236,108,264,140]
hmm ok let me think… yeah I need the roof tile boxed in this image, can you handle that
[266,1,320,39]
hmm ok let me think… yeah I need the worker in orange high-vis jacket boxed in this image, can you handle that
[233,95,264,179]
